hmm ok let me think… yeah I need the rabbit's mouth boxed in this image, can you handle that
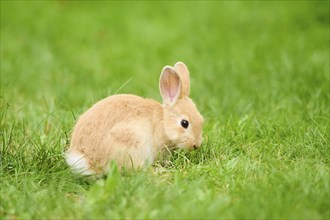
[177,143,197,151]
[165,140,197,151]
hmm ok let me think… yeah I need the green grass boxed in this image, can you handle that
[1,1,329,219]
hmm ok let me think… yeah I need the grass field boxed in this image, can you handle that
[1,1,329,219]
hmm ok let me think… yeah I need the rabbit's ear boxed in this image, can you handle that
[159,66,182,105]
[174,61,190,97]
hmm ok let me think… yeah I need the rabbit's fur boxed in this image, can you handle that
[65,62,203,175]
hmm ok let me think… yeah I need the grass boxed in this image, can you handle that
[1,1,329,219]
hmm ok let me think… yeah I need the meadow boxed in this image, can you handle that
[1,1,329,219]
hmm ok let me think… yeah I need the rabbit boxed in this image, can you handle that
[65,62,204,176]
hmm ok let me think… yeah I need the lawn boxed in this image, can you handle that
[1,1,329,219]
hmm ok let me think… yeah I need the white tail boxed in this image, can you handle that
[65,151,95,175]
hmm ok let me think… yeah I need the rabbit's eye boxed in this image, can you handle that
[181,120,189,129]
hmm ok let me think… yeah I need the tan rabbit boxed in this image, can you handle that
[65,62,204,175]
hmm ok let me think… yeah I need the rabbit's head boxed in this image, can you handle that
[160,62,204,151]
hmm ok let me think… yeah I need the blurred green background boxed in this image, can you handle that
[1,1,329,219]
[2,1,328,119]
